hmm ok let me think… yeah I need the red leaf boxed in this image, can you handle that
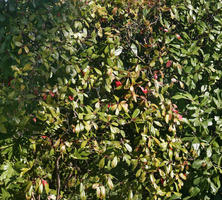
[42,179,48,187]
[7,77,14,87]
[141,87,148,94]
[172,108,178,114]
[49,91,55,97]
[34,89,38,95]
[33,117,37,123]
[43,94,47,100]
[68,96,74,101]
[161,178,164,185]
[154,74,158,80]
[178,114,183,120]
[176,33,181,39]
[8,80,11,86]
[173,104,178,109]
[115,81,122,87]
[166,60,172,68]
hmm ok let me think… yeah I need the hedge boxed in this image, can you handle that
[0,0,222,199]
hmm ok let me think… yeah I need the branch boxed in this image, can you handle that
[56,155,62,200]
[64,170,74,190]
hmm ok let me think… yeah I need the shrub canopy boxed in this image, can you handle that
[0,0,222,199]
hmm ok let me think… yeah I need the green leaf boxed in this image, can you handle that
[38,183,43,194]
[20,167,31,177]
[169,193,182,200]
[94,68,102,76]
[115,46,123,56]
[27,183,33,197]
[132,109,140,118]
[207,146,212,158]
[99,158,105,169]
[154,121,162,127]
[124,143,132,152]
[0,14,6,22]
[15,41,22,47]
[131,43,137,56]
[0,124,7,133]
[61,54,69,62]
[192,160,204,169]
[172,94,186,100]
[209,34,215,41]
[136,168,142,177]
[0,162,16,184]
[111,156,118,168]
[44,182,50,194]
[81,140,88,148]
[150,60,155,67]
[189,186,200,197]
[1,188,10,199]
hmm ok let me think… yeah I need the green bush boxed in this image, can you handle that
[0,0,221,199]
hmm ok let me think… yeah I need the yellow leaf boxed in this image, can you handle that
[165,114,169,124]
[23,63,32,71]
[153,137,160,145]
[179,173,187,180]
[100,186,106,198]
[107,177,114,190]
[150,173,155,184]
[24,45,29,53]
[18,48,22,55]
[96,187,101,198]
[111,156,118,168]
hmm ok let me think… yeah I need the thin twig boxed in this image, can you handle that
[56,155,62,200]
[31,192,36,200]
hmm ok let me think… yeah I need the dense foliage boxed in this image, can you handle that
[0,0,222,199]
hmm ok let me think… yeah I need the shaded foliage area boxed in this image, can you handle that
[0,0,222,199]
